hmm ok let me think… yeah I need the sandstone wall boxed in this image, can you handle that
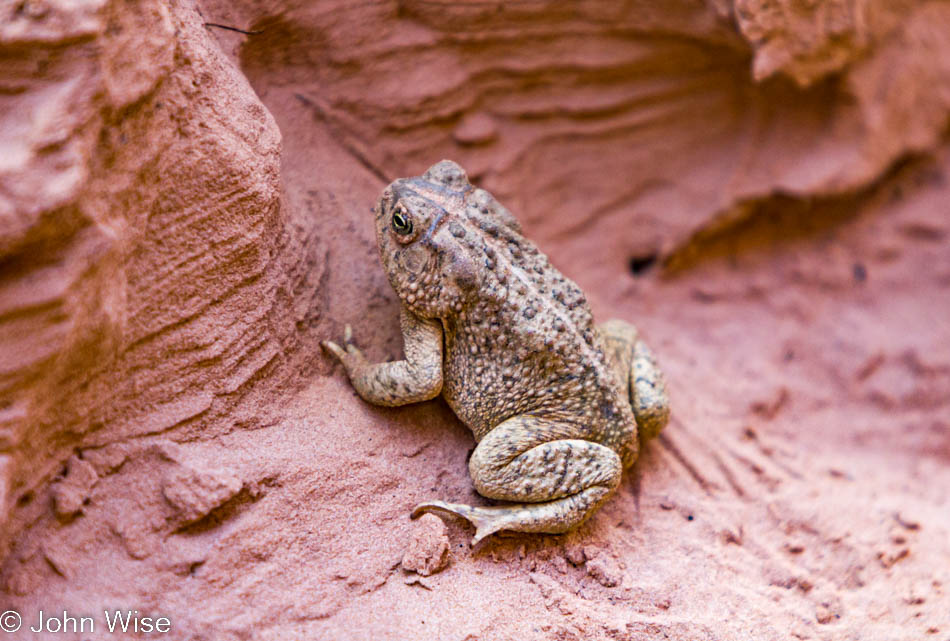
[0,0,322,553]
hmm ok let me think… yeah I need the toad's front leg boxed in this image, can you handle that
[322,307,443,406]
[413,415,622,545]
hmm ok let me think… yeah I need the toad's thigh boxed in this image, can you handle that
[597,319,670,443]
[469,415,621,503]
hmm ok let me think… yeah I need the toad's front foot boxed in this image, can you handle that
[321,324,368,375]
[322,310,444,407]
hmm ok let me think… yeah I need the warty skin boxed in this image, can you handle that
[324,160,670,544]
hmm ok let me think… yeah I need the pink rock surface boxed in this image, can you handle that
[1,1,949,639]
[50,456,97,519]
[402,514,450,577]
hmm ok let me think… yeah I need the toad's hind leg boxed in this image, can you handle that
[413,416,621,545]
[599,319,671,444]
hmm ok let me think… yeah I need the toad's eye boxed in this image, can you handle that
[392,209,413,235]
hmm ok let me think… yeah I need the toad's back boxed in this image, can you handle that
[436,193,637,461]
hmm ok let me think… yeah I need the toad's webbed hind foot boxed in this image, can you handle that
[413,485,614,546]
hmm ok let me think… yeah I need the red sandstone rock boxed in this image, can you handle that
[50,457,97,519]
[1,1,949,639]
[401,513,450,577]
[162,464,243,528]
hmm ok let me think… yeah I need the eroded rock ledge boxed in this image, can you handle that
[0,0,322,553]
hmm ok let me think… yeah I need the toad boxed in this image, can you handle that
[324,161,669,544]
